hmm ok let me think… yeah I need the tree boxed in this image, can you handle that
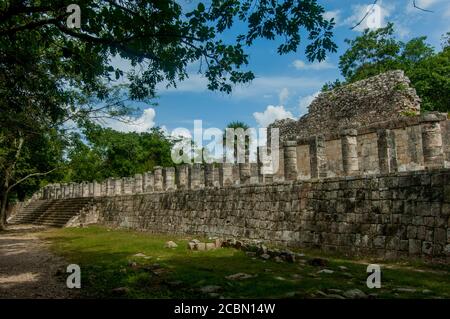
[325,23,449,113]
[64,124,174,182]
[0,0,337,229]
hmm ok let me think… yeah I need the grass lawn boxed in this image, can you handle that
[39,225,450,299]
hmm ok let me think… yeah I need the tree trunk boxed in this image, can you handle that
[0,189,8,231]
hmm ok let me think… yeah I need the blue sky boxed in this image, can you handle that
[103,0,450,135]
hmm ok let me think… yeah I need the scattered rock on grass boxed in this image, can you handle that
[343,289,367,299]
[318,269,334,274]
[225,273,254,280]
[165,241,178,248]
[200,285,222,293]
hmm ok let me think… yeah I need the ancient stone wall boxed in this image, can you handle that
[85,169,449,262]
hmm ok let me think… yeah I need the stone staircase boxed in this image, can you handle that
[9,198,95,227]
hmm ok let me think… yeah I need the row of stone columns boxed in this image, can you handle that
[281,113,446,180]
[39,114,446,199]
[41,161,265,199]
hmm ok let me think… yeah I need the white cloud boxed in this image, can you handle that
[292,59,335,71]
[324,10,342,24]
[407,0,440,12]
[253,105,295,127]
[444,3,450,17]
[298,91,320,115]
[344,2,392,32]
[278,88,289,105]
[100,107,156,133]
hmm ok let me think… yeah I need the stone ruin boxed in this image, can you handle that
[17,71,450,262]
[270,70,421,141]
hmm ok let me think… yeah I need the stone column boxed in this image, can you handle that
[143,172,154,193]
[163,167,176,190]
[176,164,190,189]
[219,163,234,187]
[377,129,398,174]
[114,178,122,195]
[107,178,115,196]
[82,182,89,197]
[189,163,204,189]
[283,141,298,181]
[122,177,133,195]
[101,180,107,196]
[93,181,101,197]
[421,113,445,169]
[89,182,95,197]
[72,183,79,198]
[309,135,327,179]
[239,155,251,185]
[153,166,164,191]
[134,174,143,194]
[205,164,218,187]
[340,129,359,176]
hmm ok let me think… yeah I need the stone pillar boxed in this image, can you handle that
[101,180,107,196]
[421,113,445,169]
[283,141,298,181]
[93,181,101,197]
[377,129,398,174]
[189,163,204,189]
[163,167,176,190]
[340,129,359,176]
[176,164,189,189]
[107,178,115,196]
[143,172,154,193]
[122,177,133,195]
[72,183,79,198]
[153,166,164,191]
[114,178,122,195]
[309,135,327,179]
[205,164,219,187]
[82,182,89,197]
[49,185,55,199]
[61,183,67,198]
[89,182,94,197]
[239,155,251,185]
[219,163,234,187]
[134,174,143,194]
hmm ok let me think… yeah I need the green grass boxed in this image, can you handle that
[39,225,450,299]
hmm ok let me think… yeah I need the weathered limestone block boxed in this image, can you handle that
[153,166,164,191]
[122,177,133,195]
[107,177,115,196]
[114,178,122,195]
[377,129,398,174]
[239,156,251,185]
[163,167,176,190]
[101,180,107,196]
[82,182,89,198]
[283,141,298,181]
[189,164,204,189]
[93,181,102,197]
[176,164,190,189]
[219,163,234,187]
[250,162,259,184]
[205,163,215,187]
[134,174,143,194]
[340,129,359,176]
[421,113,444,169]
[309,135,327,178]
[143,172,154,193]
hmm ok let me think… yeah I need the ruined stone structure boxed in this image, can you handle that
[11,71,450,262]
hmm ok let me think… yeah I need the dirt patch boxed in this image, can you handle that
[0,224,78,299]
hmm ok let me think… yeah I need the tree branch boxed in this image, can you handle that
[7,168,58,193]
